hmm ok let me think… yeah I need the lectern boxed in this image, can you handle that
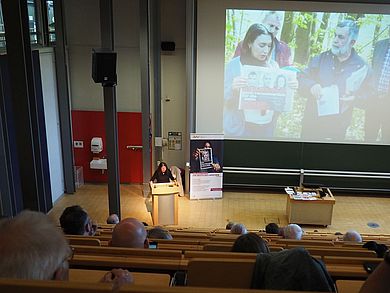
[151,182,180,225]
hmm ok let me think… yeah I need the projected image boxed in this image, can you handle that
[224,10,390,143]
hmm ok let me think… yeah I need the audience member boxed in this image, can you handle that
[0,210,71,280]
[363,241,388,258]
[100,269,134,291]
[226,221,235,230]
[284,224,303,240]
[111,217,149,248]
[147,227,173,240]
[359,250,390,293]
[230,223,248,234]
[0,210,133,288]
[265,222,279,234]
[251,247,335,291]
[343,230,362,242]
[107,213,120,224]
[59,205,96,236]
[231,233,270,253]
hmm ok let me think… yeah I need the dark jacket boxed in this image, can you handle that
[251,247,335,292]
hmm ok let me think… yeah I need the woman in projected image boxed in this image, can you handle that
[224,24,296,138]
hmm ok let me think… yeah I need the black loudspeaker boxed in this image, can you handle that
[92,50,117,86]
[161,41,175,51]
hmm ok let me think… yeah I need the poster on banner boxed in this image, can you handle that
[190,133,224,199]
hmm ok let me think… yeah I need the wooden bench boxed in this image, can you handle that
[323,256,381,278]
[66,237,101,247]
[336,280,364,293]
[72,245,183,259]
[274,239,335,248]
[69,254,185,272]
[295,247,377,258]
[69,269,171,286]
[0,278,333,293]
[186,258,255,288]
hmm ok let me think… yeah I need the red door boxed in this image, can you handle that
[118,112,143,183]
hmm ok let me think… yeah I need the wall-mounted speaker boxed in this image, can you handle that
[92,49,117,86]
[161,41,175,51]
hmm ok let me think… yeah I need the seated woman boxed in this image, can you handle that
[150,162,175,184]
[231,232,270,253]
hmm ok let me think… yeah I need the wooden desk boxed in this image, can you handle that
[69,269,171,286]
[286,188,335,226]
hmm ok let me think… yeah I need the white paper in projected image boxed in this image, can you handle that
[223,9,390,144]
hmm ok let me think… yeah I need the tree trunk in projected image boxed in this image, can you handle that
[315,13,330,55]
[294,13,316,65]
[280,11,294,46]
[373,14,383,45]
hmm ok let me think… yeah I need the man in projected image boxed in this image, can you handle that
[298,20,369,141]
[365,26,390,143]
[234,11,292,67]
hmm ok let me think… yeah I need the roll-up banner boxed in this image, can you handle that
[190,133,224,199]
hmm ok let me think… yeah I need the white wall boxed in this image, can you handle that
[39,48,64,203]
[65,0,141,111]
[64,0,187,167]
[161,0,186,168]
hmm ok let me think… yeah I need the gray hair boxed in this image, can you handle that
[337,20,359,41]
[284,224,303,240]
[147,227,173,240]
[230,223,248,235]
[0,210,70,280]
[107,213,120,224]
[343,230,362,242]
[263,11,281,23]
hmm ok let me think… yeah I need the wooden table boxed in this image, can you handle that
[286,188,335,226]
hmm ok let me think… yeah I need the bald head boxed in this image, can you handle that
[111,218,148,248]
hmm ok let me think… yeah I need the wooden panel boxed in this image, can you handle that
[69,269,171,286]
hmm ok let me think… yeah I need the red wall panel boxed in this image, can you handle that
[71,110,143,183]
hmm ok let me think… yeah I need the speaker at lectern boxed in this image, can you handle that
[151,182,180,225]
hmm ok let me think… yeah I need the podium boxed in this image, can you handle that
[151,182,180,225]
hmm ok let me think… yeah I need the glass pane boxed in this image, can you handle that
[47,0,55,42]
[27,0,37,44]
[0,5,5,48]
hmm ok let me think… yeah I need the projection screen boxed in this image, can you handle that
[196,0,390,145]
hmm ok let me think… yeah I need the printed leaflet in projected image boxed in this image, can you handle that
[190,134,224,200]
[224,9,390,144]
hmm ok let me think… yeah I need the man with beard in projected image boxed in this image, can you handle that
[224,24,297,138]
[298,20,370,141]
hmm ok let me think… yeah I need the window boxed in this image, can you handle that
[46,0,55,43]
[0,0,55,48]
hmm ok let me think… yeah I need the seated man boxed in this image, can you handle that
[111,218,149,248]
[147,227,173,240]
[343,230,362,242]
[265,222,280,234]
[231,233,270,253]
[226,221,235,230]
[283,224,303,240]
[230,223,248,235]
[0,210,133,287]
[107,213,120,224]
[0,210,71,280]
[59,205,96,236]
